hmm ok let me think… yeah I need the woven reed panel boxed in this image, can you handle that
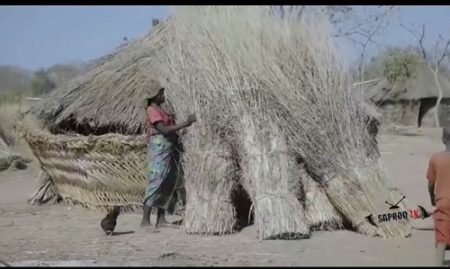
[20,127,148,211]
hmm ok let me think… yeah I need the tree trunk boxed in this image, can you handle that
[430,65,443,127]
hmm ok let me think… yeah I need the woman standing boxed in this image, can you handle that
[141,85,196,228]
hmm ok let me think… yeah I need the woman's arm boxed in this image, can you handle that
[428,181,436,206]
[426,157,436,207]
[154,121,190,135]
[153,114,196,136]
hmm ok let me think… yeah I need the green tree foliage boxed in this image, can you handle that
[46,63,84,87]
[0,63,85,104]
[29,69,56,96]
[363,46,420,83]
[0,66,31,93]
[381,47,420,83]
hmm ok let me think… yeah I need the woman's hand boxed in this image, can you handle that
[427,206,436,216]
[186,114,197,126]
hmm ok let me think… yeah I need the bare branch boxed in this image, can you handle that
[437,39,450,67]
[399,22,427,60]
[418,24,427,60]
[297,6,306,20]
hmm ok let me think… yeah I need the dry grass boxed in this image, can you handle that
[0,101,38,169]
[156,6,311,239]
[238,114,309,240]
[17,125,150,212]
[0,103,23,146]
[21,6,410,239]
[182,137,239,235]
[155,14,240,235]
[30,22,170,135]
[156,6,411,239]
[300,164,344,231]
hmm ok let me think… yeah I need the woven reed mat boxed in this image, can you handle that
[18,126,150,212]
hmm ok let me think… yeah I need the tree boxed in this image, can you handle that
[380,47,420,83]
[362,46,419,82]
[270,6,396,84]
[0,66,31,94]
[46,63,84,87]
[329,6,397,84]
[401,22,450,127]
[29,69,56,96]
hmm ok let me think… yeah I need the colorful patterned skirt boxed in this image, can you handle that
[143,134,178,210]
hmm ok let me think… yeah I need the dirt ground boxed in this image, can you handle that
[0,127,448,266]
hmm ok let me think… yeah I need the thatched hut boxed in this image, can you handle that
[21,20,250,224]
[20,22,173,212]
[20,7,410,240]
[0,133,29,171]
[365,62,450,127]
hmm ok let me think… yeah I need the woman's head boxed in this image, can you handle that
[147,87,165,106]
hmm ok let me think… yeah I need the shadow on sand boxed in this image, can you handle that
[110,231,135,236]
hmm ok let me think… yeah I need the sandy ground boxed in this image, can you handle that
[0,127,448,266]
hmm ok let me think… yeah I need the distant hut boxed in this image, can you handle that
[365,62,450,127]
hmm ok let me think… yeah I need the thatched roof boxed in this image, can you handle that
[31,22,169,135]
[31,16,379,136]
[365,62,450,103]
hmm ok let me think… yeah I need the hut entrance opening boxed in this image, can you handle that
[231,182,254,231]
[418,97,450,127]
[418,97,438,127]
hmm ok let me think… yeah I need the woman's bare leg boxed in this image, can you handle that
[141,205,152,227]
[156,208,168,225]
[156,208,177,227]
[435,242,446,266]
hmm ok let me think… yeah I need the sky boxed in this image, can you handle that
[0,5,449,71]
[336,5,450,65]
[0,6,170,71]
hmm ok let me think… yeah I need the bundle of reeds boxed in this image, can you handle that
[299,163,344,231]
[156,16,240,235]
[156,6,411,239]
[181,133,239,235]
[29,170,60,205]
[156,6,313,239]
[237,9,411,238]
[237,112,309,240]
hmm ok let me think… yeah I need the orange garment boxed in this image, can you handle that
[426,152,450,245]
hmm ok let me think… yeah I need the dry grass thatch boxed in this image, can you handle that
[181,136,239,235]
[155,6,411,239]
[156,6,310,239]
[28,170,60,205]
[238,115,309,239]
[0,103,34,171]
[154,18,241,235]
[23,6,410,240]
[30,22,170,135]
[300,164,344,231]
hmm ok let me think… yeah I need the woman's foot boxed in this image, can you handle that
[141,219,152,227]
[156,218,179,228]
[140,222,160,233]
[145,227,161,233]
